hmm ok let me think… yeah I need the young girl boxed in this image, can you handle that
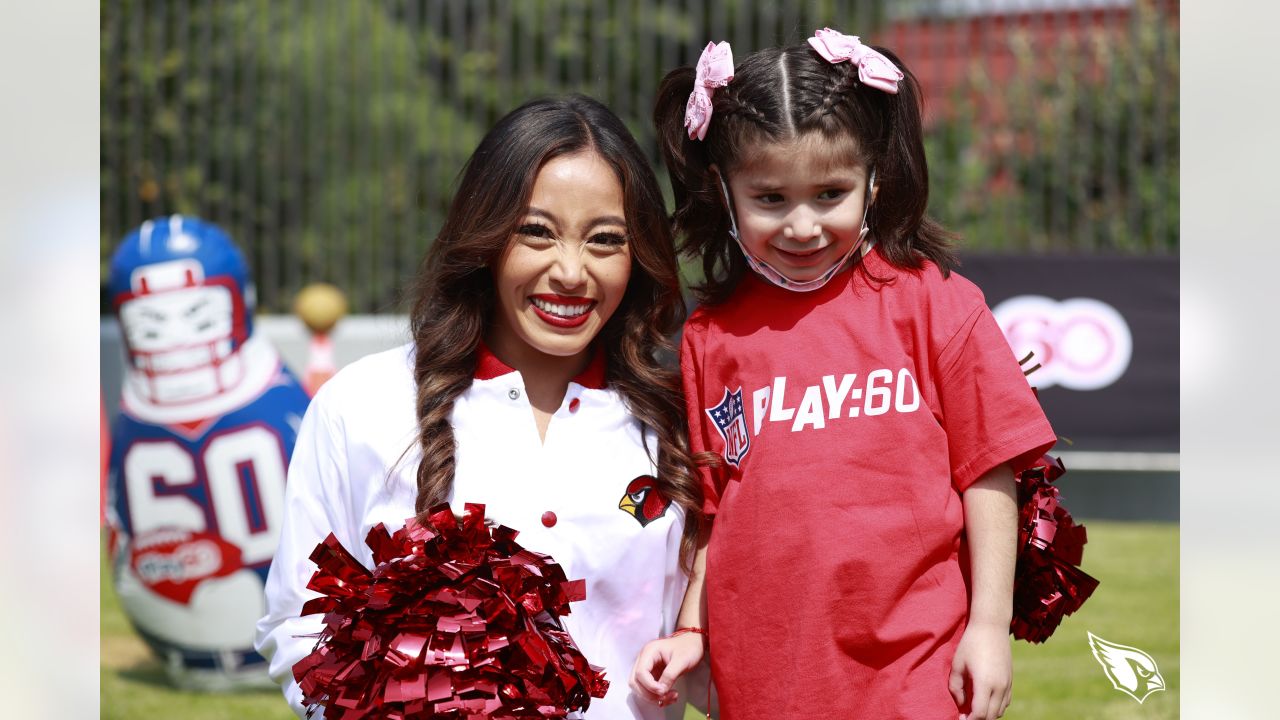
[255,95,702,720]
[630,31,1057,720]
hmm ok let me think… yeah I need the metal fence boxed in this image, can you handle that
[101,0,1179,314]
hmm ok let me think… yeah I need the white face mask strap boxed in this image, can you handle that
[720,168,878,292]
[858,167,877,255]
[718,174,789,285]
[717,174,742,242]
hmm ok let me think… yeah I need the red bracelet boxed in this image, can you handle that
[669,627,712,718]
[667,626,707,640]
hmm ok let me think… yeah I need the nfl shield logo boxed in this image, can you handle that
[707,386,750,467]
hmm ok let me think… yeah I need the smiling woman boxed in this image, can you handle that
[253,95,703,720]
[489,151,634,437]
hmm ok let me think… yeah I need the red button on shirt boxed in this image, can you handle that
[569,398,580,413]
[541,511,557,527]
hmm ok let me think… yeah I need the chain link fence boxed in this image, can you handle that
[101,0,1178,313]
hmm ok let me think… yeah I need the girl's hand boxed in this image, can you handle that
[629,632,705,708]
[948,620,1012,720]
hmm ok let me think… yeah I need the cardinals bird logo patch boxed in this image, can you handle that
[707,386,750,467]
[1087,631,1167,703]
[618,475,671,527]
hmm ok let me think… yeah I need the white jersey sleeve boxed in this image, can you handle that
[253,380,352,719]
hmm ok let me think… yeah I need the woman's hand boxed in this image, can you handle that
[629,632,705,708]
[948,620,1012,720]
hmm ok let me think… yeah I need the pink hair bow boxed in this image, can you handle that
[807,28,904,94]
[684,41,734,141]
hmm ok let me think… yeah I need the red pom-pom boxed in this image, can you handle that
[1011,455,1100,643]
[294,502,609,718]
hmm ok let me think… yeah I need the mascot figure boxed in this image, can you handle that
[105,215,310,691]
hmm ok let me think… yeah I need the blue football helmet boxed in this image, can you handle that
[109,216,256,406]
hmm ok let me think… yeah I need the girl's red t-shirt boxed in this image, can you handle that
[682,250,1056,718]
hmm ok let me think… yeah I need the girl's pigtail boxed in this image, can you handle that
[868,46,959,275]
[654,67,745,303]
[653,68,707,230]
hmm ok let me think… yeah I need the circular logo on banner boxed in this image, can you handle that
[991,295,1133,391]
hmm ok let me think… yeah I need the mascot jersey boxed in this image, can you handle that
[256,344,689,720]
[107,335,310,685]
[682,249,1057,719]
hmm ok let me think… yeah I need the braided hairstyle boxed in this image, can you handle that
[405,95,703,570]
[654,41,958,304]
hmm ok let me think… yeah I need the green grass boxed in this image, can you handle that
[1007,520,1179,719]
[104,520,1178,719]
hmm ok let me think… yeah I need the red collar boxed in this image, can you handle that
[474,342,607,390]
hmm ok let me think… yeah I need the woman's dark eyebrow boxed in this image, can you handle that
[528,207,625,232]
[525,207,558,225]
[584,215,627,231]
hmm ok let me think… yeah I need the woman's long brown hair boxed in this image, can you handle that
[406,95,702,570]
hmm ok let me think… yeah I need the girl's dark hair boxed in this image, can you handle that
[654,41,958,304]
[407,94,702,569]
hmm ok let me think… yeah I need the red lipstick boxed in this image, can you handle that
[529,294,595,328]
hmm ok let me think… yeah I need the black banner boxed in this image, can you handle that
[958,254,1178,452]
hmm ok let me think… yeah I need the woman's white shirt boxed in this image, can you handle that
[254,344,688,719]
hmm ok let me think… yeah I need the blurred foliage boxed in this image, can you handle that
[101,1,884,312]
[102,1,1175,313]
[927,0,1178,253]
[102,0,482,313]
